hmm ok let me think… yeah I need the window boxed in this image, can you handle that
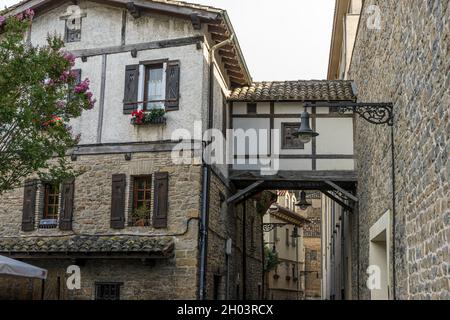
[310,250,317,261]
[65,18,82,43]
[293,263,298,280]
[131,176,152,226]
[282,123,305,149]
[285,228,290,247]
[247,103,257,114]
[41,183,60,227]
[95,283,121,300]
[144,64,165,110]
[292,230,297,247]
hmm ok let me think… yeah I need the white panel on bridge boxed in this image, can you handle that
[316,159,354,171]
[316,118,354,155]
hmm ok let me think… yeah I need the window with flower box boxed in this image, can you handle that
[130,176,152,227]
[123,60,180,115]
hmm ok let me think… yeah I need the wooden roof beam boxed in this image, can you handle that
[229,76,247,84]
[208,24,228,34]
[227,70,245,79]
[211,33,229,42]
[224,63,241,72]
[218,49,236,58]
[222,57,239,65]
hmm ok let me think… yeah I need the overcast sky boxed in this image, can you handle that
[2,0,335,81]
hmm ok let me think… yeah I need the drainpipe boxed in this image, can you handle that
[198,34,235,300]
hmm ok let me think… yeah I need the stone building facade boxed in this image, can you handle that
[303,194,322,299]
[0,0,266,300]
[328,0,449,299]
[263,191,310,300]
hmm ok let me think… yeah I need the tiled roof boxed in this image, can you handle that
[269,204,310,226]
[0,235,174,257]
[3,0,222,14]
[229,80,356,102]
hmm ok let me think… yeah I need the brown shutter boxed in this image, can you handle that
[165,62,180,111]
[60,179,75,231]
[123,65,139,114]
[153,172,169,228]
[22,180,37,231]
[111,174,126,229]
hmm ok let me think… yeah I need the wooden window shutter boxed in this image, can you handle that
[165,62,180,111]
[22,180,37,231]
[111,174,126,229]
[123,65,140,114]
[153,172,169,228]
[60,179,75,231]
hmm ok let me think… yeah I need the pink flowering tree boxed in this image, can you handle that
[0,10,95,193]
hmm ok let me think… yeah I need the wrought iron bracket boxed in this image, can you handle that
[305,102,394,126]
[262,223,288,233]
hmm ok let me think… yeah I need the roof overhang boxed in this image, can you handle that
[269,205,310,227]
[0,236,175,260]
[327,0,351,80]
[3,0,252,87]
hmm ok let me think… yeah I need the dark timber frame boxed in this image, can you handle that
[228,101,395,300]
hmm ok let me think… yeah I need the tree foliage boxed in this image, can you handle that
[264,246,280,272]
[0,10,95,193]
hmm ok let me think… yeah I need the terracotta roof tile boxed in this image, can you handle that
[229,80,356,102]
[0,235,174,257]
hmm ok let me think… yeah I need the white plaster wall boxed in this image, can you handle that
[316,118,354,155]
[70,56,103,144]
[125,11,202,45]
[232,102,247,115]
[30,1,123,50]
[100,44,205,144]
[232,102,271,115]
[27,1,208,145]
[232,118,271,155]
[316,159,354,171]
[274,102,306,114]
[279,159,313,171]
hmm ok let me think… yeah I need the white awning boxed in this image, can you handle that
[0,255,47,280]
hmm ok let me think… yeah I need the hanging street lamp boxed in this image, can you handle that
[295,191,311,210]
[292,108,319,144]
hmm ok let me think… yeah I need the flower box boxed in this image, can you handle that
[131,109,166,126]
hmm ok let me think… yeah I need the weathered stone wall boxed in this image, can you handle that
[0,151,201,299]
[205,171,233,300]
[205,171,264,300]
[0,258,197,300]
[304,237,321,299]
[349,0,449,299]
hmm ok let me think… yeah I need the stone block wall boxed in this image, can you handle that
[349,0,449,299]
[0,151,201,299]
[304,237,321,299]
[205,171,264,300]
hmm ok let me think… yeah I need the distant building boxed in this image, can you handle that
[303,193,322,300]
[263,191,310,300]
